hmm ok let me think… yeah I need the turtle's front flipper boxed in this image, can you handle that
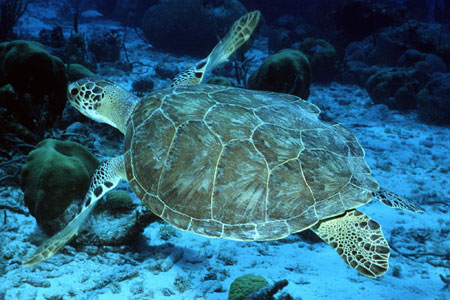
[205,10,261,71]
[171,10,261,87]
[311,210,390,278]
[374,187,425,213]
[22,155,126,266]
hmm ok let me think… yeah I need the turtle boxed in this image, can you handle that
[22,11,424,278]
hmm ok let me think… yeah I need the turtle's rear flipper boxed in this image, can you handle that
[374,187,425,213]
[171,10,261,87]
[22,155,125,266]
[311,209,390,278]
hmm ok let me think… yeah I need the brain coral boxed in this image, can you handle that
[21,139,99,234]
[228,274,268,300]
[248,49,311,100]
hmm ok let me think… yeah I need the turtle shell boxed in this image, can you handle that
[123,85,378,241]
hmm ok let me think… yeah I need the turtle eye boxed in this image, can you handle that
[70,87,79,96]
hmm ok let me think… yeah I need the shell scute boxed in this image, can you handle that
[301,128,350,157]
[268,159,315,220]
[213,140,268,225]
[190,219,223,238]
[256,220,291,240]
[253,124,303,169]
[142,194,165,216]
[210,88,275,108]
[205,103,261,143]
[255,104,325,131]
[124,85,377,241]
[158,121,221,219]
[299,149,352,200]
[332,123,365,157]
[314,193,347,220]
[223,223,257,241]
[162,206,191,230]
[131,110,175,195]
[285,205,319,232]
[161,91,215,126]
[131,91,163,126]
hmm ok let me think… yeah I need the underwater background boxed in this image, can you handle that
[0,0,449,299]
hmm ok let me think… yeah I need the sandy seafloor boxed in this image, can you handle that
[1,2,450,300]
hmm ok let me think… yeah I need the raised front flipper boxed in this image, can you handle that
[374,187,425,213]
[171,10,261,87]
[311,210,390,278]
[22,155,126,266]
[205,10,261,71]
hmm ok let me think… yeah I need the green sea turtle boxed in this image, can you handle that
[23,11,424,278]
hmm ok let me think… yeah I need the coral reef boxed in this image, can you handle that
[335,0,408,42]
[437,44,450,70]
[20,139,153,245]
[247,279,289,300]
[345,20,443,67]
[268,28,292,54]
[96,0,157,26]
[38,26,65,48]
[0,1,448,299]
[398,49,427,67]
[79,190,153,246]
[21,139,99,234]
[299,38,338,83]
[59,33,97,72]
[365,69,421,110]
[248,49,311,99]
[66,63,96,82]
[141,0,246,56]
[228,274,268,300]
[206,76,234,86]
[414,53,447,75]
[417,73,450,124]
[132,75,155,96]
[0,40,68,146]
[88,30,121,62]
[0,0,28,41]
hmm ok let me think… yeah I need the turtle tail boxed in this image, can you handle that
[374,187,425,213]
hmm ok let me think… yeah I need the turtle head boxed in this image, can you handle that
[67,78,139,133]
